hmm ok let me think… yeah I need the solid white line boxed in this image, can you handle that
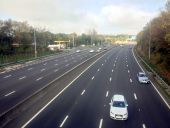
[36,77,43,81]
[106,91,109,97]
[27,68,33,71]
[5,91,15,97]
[19,76,26,80]
[99,119,103,128]
[92,76,95,80]
[142,123,146,128]
[81,90,86,95]
[109,77,112,82]
[54,69,59,72]
[134,93,137,100]
[130,78,132,83]
[132,47,170,109]
[21,51,107,128]
[41,68,45,72]
[60,115,69,127]
[97,69,100,72]
[3,75,12,79]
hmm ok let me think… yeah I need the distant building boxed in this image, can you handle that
[48,44,65,51]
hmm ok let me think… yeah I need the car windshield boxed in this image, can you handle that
[113,101,125,108]
[139,74,146,77]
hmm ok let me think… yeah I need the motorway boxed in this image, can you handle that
[1,45,170,128]
[0,48,102,115]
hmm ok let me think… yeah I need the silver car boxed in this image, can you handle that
[137,72,150,84]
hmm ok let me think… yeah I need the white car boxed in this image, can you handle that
[89,49,94,53]
[109,94,128,120]
[76,50,80,53]
[137,72,150,84]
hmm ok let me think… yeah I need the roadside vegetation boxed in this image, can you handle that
[136,2,170,85]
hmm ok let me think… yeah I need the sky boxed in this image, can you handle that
[0,0,166,35]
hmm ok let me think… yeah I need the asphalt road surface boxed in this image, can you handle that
[19,45,170,128]
[0,49,101,115]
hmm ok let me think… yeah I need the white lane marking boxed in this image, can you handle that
[97,69,100,72]
[60,115,69,127]
[4,91,15,97]
[132,47,170,109]
[43,63,47,65]
[36,77,43,81]
[106,91,109,97]
[130,78,132,83]
[92,76,95,80]
[0,71,6,74]
[55,63,58,66]
[114,64,116,67]
[54,69,59,72]
[142,124,146,128]
[81,90,86,95]
[102,64,104,66]
[19,76,26,80]
[27,68,33,71]
[109,77,112,82]
[99,119,103,128]
[112,69,114,72]
[21,51,107,128]
[134,93,137,100]
[40,68,46,72]
[65,64,69,67]
[127,65,128,67]
[115,60,116,63]
[3,75,12,79]
[128,70,130,73]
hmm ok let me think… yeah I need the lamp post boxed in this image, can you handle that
[149,22,151,60]
[34,29,37,58]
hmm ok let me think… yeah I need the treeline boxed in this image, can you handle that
[0,20,105,56]
[136,2,170,83]
[0,19,57,56]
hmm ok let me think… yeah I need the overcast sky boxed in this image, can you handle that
[0,0,166,35]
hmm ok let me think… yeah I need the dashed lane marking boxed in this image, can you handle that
[19,76,26,80]
[142,124,146,128]
[3,75,12,79]
[4,91,15,97]
[106,91,109,97]
[27,68,33,71]
[134,93,137,100]
[99,119,103,128]
[130,78,132,83]
[81,90,86,95]
[109,77,112,82]
[60,115,69,127]
[36,77,43,81]
[92,76,95,80]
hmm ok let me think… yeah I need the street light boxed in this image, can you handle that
[149,22,151,60]
[34,29,37,58]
